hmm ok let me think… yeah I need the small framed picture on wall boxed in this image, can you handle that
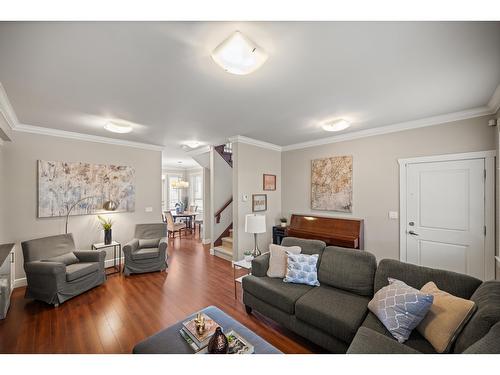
[263,174,276,191]
[252,194,267,212]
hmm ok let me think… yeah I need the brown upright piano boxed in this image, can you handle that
[285,214,364,249]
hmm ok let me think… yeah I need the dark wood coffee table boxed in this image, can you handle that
[132,306,281,354]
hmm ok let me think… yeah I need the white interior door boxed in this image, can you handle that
[405,158,486,279]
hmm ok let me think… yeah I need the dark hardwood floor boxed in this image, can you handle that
[0,233,323,353]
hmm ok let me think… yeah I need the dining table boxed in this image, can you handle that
[169,211,198,232]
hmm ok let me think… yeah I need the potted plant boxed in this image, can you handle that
[280,217,288,228]
[243,250,253,262]
[97,215,113,245]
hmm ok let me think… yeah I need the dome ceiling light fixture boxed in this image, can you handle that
[211,31,268,75]
[104,121,133,134]
[184,141,203,149]
[321,119,351,132]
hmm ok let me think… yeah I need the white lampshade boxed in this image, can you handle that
[245,214,266,234]
[211,31,268,75]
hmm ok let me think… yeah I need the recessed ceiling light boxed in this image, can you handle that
[211,31,268,75]
[104,121,133,134]
[177,161,183,164]
[184,141,203,149]
[322,119,351,132]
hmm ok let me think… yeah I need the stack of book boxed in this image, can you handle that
[179,313,219,352]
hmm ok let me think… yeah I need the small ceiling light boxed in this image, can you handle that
[322,119,351,132]
[184,141,202,149]
[211,31,268,75]
[104,121,133,134]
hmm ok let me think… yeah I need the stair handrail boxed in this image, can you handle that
[214,197,233,224]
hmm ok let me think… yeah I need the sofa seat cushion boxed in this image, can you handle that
[295,285,370,343]
[66,262,99,282]
[132,248,160,260]
[242,275,313,314]
[347,327,421,354]
[361,312,437,353]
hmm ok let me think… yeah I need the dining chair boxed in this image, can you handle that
[165,211,187,238]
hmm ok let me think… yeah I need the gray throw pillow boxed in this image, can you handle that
[139,238,161,249]
[283,253,320,286]
[42,252,79,266]
[368,278,434,343]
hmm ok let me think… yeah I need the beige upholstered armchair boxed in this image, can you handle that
[123,223,168,276]
[165,211,187,238]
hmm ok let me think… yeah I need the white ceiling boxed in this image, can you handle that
[0,21,499,167]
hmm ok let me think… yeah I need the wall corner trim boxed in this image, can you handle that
[488,83,500,114]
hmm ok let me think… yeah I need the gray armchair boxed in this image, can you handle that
[123,223,168,276]
[21,234,106,306]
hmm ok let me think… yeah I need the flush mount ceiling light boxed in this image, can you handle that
[211,31,268,75]
[184,141,203,149]
[322,119,351,132]
[104,121,133,134]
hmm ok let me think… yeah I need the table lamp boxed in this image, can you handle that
[245,214,266,257]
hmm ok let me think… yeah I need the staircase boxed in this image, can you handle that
[211,142,234,261]
[213,229,233,261]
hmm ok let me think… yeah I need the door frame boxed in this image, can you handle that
[398,150,496,280]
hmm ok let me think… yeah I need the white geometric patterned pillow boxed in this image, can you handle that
[368,278,434,343]
[283,253,320,286]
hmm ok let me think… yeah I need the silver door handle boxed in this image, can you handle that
[408,230,419,236]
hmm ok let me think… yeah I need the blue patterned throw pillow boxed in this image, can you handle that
[368,278,434,343]
[283,253,320,286]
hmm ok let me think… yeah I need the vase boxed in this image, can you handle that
[207,327,228,354]
[104,229,112,245]
[280,222,287,227]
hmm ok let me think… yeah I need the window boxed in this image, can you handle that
[167,175,182,210]
[189,173,203,212]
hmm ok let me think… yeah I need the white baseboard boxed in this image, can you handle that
[13,257,125,289]
[209,248,215,255]
[202,238,212,245]
[105,257,124,268]
[14,277,27,288]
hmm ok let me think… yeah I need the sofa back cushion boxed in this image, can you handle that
[21,234,76,263]
[453,281,500,353]
[135,223,167,239]
[318,246,377,296]
[374,259,481,300]
[281,237,325,259]
[41,252,80,266]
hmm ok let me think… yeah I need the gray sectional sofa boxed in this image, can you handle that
[242,237,500,354]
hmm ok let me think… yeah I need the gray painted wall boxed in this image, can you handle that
[233,142,281,261]
[282,115,496,262]
[0,145,6,245]
[3,131,162,282]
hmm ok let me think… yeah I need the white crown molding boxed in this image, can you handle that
[281,105,495,151]
[228,135,282,152]
[488,83,500,114]
[0,82,19,129]
[15,123,165,152]
[185,145,211,156]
